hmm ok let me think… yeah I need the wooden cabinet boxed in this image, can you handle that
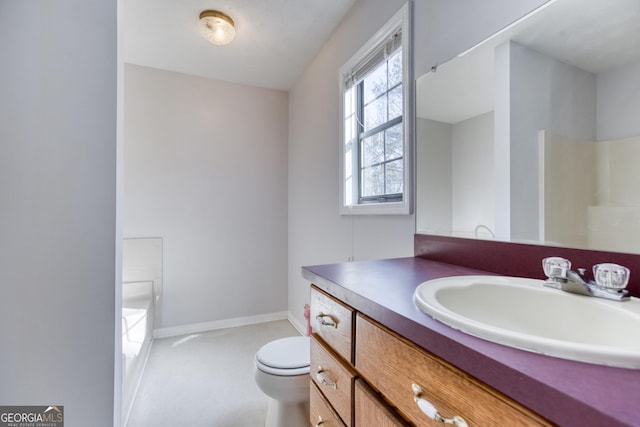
[354,379,410,427]
[310,336,356,425]
[310,286,354,363]
[310,381,346,427]
[309,286,355,426]
[309,285,553,427]
[355,314,552,426]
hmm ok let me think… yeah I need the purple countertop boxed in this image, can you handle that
[302,257,640,427]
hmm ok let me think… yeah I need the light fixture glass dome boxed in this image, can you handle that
[199,10,235,46]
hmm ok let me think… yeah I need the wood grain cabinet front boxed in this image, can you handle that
[310,381,346,427]
[355,313,553,426]
[310,286,354,363]
[310,336,356,426]
[309,286,357,426]
[354,379,411,427]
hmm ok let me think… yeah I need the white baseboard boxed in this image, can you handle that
[153,311,290,339]
[123,339,153,427]
[287,313,306,336]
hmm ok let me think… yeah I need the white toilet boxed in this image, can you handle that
[254,336,311,427]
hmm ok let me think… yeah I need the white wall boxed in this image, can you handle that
[505,41,596,242]
[597,61,640,141]
[288,0,414,326]
[494,41,512,240]
[452,112,495,235]
[0,1,118,426]
[416,118,453,234]
[124,65,289,330]
[416,112,494,238]
[288,0,550,327]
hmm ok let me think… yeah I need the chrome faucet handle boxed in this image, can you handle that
[593,263,630,291]
[542,257,571,279]
[542,257,630,301]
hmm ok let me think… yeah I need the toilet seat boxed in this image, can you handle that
[255,336,310,376]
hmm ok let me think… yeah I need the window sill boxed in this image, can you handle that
[340,201,411,216]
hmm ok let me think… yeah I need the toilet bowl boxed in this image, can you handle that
[254,336,310,427]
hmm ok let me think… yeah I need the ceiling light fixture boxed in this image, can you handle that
[199,10,236,46]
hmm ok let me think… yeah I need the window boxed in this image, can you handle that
[340,3,412,214]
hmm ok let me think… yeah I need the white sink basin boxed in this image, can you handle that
[413,275,640,368]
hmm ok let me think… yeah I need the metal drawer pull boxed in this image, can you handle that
[315,416,324,426]
[316,313,338,328]
[316,367,337,390]
[412,383,469,427]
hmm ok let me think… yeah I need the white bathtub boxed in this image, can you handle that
[122,281,154,423]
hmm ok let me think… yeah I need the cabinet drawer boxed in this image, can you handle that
[355,379,410,427]
[310,381,346,427]
[355,314,552,426]
[310,286,354,362]
[310,336,356,427]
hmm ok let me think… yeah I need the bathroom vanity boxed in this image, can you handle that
[304,235,640,426]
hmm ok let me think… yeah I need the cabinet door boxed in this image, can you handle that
[355,379,410,427]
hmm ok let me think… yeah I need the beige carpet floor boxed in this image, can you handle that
[126,320,300,427]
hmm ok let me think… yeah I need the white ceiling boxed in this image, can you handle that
[122,0,357,91]
[417,0,640,123]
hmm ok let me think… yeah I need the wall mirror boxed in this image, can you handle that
[416,0,640,254]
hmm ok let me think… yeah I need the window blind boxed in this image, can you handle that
[344,28,402,89]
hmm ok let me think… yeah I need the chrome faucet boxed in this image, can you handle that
[542,257,631,301]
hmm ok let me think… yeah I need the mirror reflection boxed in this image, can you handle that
[416,0,640,253]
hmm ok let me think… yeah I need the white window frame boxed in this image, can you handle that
[339,2,413,215]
